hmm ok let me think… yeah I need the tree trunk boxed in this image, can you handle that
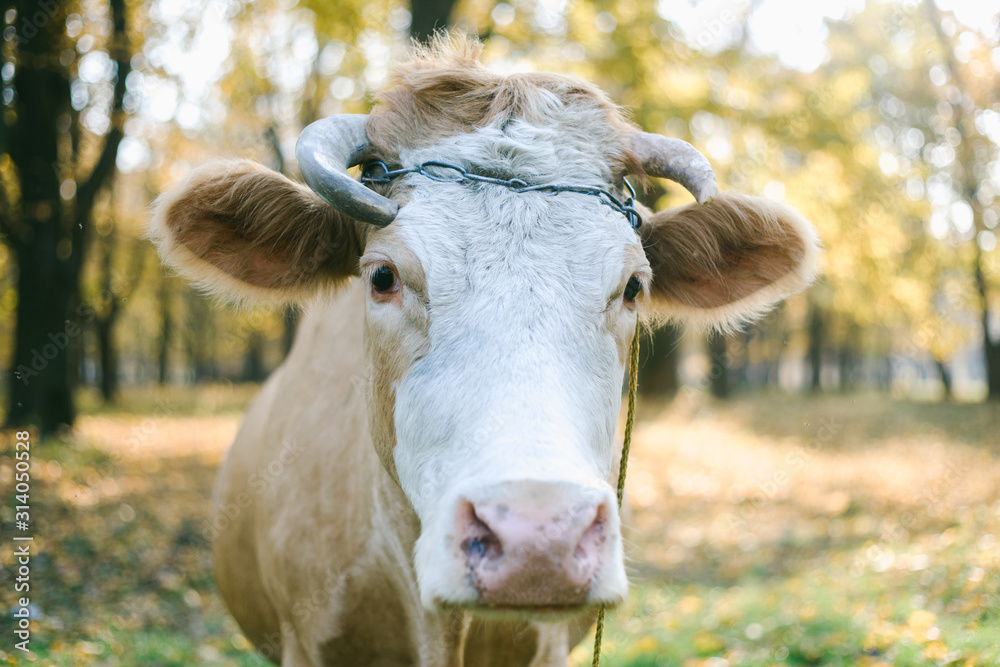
[7,250,77,432]
[975,258,1000,401]
[638,323,681,398]
[5,0,71,431]
[838,322,857,392]
[158,279,172,385]
[837,345,852,392]
[243,331,266,382]
[185,293,217,382]
[876,329,893,392]
[807,304,824,393]
[731,331,750,391]
[96,318,117,402]
[924,1,998,401]
[934,357,952,402]
[66,292,84,393]
[201,315,218,381]
[3,0,130,431]
[282,306,299,357]
[985,336,1000,401]
[707,332,729,399]
[766,354,780,387]
[765,319,785,388]
[87,226,139,403]
[409,0,459,43]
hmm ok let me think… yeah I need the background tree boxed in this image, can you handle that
[1,0,995,412]
[411,0,458,43]
[1,0,132,431]
[83,189,145,401]
[922,0,1000,399]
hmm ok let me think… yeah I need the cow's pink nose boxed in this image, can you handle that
[456,490,610,608]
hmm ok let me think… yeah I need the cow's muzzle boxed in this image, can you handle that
[450,480,624,614]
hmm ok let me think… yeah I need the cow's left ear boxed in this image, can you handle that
[642,193,820,331]
[149,159,363,305]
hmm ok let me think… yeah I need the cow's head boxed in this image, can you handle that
[150,40,818,619]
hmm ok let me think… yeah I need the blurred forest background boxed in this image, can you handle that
[1,0,1000,666]
[1,0,999,431]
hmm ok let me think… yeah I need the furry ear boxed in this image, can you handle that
[642,193,820,331]
[149,160,362,304]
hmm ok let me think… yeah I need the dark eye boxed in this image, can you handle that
[370,266,398,294]
[623,276,642,302]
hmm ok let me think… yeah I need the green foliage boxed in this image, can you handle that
[571,391,1000,666]
[63,0,996,402]
[0,431,268,665]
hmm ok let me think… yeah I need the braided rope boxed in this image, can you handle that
[593,317,641,666]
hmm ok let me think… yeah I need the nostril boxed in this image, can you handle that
[462,534,501,561]
[575,502,609,561]
[465,536,487,558]
[458,500,502,562]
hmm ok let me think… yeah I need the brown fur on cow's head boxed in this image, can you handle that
[366,36,641,178]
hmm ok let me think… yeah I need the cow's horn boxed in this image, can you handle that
[627,132,718,205]
[296,114,398,227]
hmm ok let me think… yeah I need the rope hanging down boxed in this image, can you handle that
[592,317,641,667]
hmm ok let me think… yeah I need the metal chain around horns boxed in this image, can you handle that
[360,160,643,231]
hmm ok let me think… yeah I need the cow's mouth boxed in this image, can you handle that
[439,600,611,622]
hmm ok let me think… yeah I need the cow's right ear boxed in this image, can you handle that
[641,193,820,332]
[149,159,362,304]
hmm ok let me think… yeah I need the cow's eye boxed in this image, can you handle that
[370,266,398,294]
[623,276,642,302]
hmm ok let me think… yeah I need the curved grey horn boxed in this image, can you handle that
[627,132,718,205]
[295,114,398,227]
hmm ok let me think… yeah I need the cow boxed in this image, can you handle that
[149,37,819,667]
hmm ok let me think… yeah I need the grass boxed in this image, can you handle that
[1,386,997,666]
[572,390,1000,666]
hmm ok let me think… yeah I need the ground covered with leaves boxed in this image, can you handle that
[1,385,998,666]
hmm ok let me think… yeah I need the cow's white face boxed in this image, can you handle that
[362,121,644,612]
